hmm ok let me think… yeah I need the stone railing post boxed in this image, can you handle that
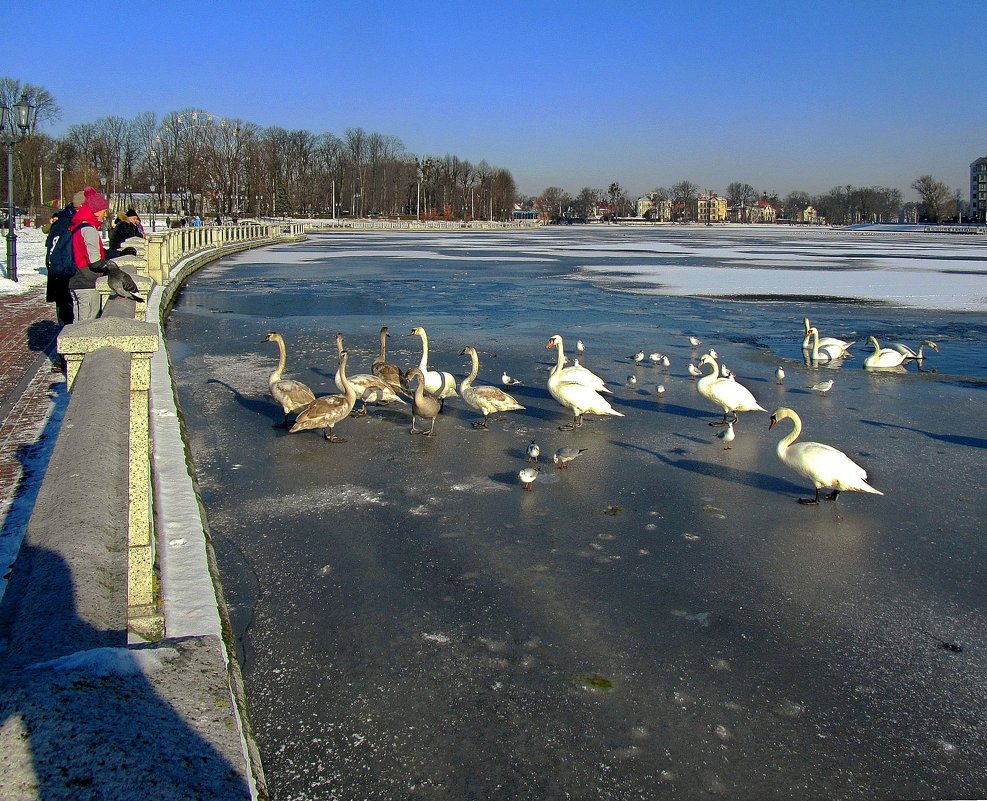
[145,233,167,285]
[57,318,163,640]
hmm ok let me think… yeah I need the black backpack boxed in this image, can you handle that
[47,220,91,277]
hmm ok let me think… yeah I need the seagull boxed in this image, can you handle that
[519,465,540,491]
[649,352,662,364]
[689,336,702,347]
[526,440,541,463]
[707,348,719,359]
[553,446,588,469]
[630,351,645,364]
[626,375,637,386]
[501,371,522,386]
[775,366,785,384]
[718,421,736,449]
[687,363,702,380]
[107,266,145,302]
[660,355,670,368]
[576,339,586,354]
[655,384,666,398]
[809,379,834,393]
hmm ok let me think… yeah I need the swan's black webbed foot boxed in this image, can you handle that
[471,420,488,429]
[825,490,840,501]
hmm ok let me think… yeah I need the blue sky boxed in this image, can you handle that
[8,1,985,200]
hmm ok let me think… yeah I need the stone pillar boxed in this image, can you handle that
[96,272,156,320]
[57,318,164,640]
[145,233,167,286]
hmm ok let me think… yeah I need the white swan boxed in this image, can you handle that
[696,353,766,426]
[863,336,909,369]
[458,346,525,429]
[290,350,357,442]
[333,332,407,414]
[406,326,458,399]
[803,328,847,364]
[802,317,854,354]
[769,406,883,504]
[546,337,623,431]
[546,334,611,393]
[892,340,939,360]
[263,331,316,427]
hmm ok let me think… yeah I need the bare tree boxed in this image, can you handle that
[536,186,572,220]
[671,181,699,221]
[911,175,953,223]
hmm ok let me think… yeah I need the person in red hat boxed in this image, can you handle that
[67,186,112,321]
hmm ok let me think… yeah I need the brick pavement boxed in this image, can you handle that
[0,288,64,547]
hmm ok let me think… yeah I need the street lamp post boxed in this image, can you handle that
[57,163,64,208]
[150,184,157,231]
[1,95,38,282]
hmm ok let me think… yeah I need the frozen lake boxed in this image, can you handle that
[165,225,987,801]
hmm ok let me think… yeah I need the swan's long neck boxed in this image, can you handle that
[868,336,881,352]
[551,338,566,376]
[697,356,719,389]
[809,327,822,361]
[775,410,802,455]
[270,336,287,384]
[462,350,479,390]
[338,354,356,406]
[417,331,429,371]
[377,330,388,364]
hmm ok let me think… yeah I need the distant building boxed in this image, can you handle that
[792,205,821,225]
[696,193,727,223]
[751,198,779,224]
[636,194,672,221]
[971,157,987,223]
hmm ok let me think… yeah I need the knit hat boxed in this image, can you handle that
[83,186,109,213]
[71,190,86,208]
[126,207,138,218]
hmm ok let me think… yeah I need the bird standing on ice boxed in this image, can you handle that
[769,407,883,504]
[554,447,588,469]
[775,366,785,384]
[526,440,541,462]
[519,466,540,491]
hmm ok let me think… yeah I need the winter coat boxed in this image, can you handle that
[68,204,109,290]
[108,212,144,251]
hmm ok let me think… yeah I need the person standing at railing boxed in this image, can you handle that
[67,187,113,321]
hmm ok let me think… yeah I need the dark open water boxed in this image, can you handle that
[166,227,987,801]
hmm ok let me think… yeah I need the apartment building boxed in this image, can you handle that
[971,157,987,223]
[696,193,727,222]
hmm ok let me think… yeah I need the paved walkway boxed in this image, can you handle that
[0,288,63,538]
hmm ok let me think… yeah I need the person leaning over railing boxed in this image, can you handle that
[67,187,134,322]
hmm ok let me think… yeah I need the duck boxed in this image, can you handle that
[696,353,766,426]
[458,346,525,429]
[333,333,407,415]
[553,446,588,469]
[717,420,736,449]
[405,367,442,436]
[769,407,883,504]
[803,328,846,364]
[263,331,316,427]
[891,340,939,361]
[546,336,624,431]
[863,336,909,369]
[519,465,540,491]
[546,334,611,393]
[289,350,357,442]
[406,326,458,400]
[802,318,854,355]
[371,326,406,394]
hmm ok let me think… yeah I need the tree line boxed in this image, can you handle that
[3,76,964,225]
[1,76,518,221]
[529,178,964,225]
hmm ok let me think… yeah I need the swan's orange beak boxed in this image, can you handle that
[546,339,554,349]
[768,415,778,429]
